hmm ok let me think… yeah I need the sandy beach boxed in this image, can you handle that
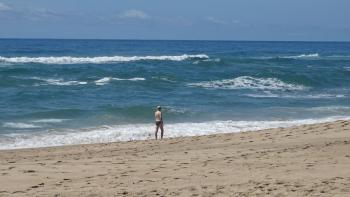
[0,120,350,196]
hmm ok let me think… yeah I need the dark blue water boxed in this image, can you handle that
[1,39,350,149]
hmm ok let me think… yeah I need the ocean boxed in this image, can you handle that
[1,39,350,149]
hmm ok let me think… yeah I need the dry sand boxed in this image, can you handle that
[0,120,350,196]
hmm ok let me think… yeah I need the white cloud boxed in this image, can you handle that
[0,2,11,11]
[119,9,149,19]
[206,16,227,25]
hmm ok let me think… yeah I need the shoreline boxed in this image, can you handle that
[2,116,349,150]
[1,120,350,196]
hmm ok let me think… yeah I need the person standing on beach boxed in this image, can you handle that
[155,106,164,140]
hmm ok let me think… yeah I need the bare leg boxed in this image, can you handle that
[155,125,159,140]
[160,123,164,139]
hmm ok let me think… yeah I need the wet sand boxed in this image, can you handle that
[0,120,350,196]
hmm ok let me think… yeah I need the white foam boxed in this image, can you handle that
[29,76,144,86]
[254,53,350,60]
[114,77,145,81]
[32,77,87,86]
[280,53,319,59]
[3,122,41,129]
[289,94,345,99]
[31,119,69,123]
[94,77,145,85]
[0,54,209,64]
[94,77,113,85]
[0,116,349,149]
[45,79,87,86]
[187,76,306,91]
[244,93,345,99]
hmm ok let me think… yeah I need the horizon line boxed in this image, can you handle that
[0,37,349,43]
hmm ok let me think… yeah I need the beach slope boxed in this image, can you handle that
[1,120,350,196]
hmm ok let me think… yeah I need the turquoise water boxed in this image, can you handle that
[1,39,350,149]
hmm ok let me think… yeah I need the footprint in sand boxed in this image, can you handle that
[12,191,25,194]
[30,183,45,189]
[23,170,36,173]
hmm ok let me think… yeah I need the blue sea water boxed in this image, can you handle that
[1,39,350,149]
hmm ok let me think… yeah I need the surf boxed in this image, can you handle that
[1,116,349,149]
[187,76,306,91]
[0,54,209,64]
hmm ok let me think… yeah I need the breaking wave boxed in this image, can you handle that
[187,76,306,91]
[0,54,209,64]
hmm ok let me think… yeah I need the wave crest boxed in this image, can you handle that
[95,77,145,85]
[0,54,209,64]
[187,76,306,91]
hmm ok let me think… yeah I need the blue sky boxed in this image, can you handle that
[0,0,349,41]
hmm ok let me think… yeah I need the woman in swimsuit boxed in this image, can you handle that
[155,106,164,140]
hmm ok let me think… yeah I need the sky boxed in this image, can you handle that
[0,0,349,41]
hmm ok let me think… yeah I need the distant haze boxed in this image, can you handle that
[0,0,349,41]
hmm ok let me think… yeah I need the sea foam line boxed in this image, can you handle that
[280,53,319,59]
[0,116,349,149]
[244,92,345,99]
[31,119,69,123]
[0,54,209,64]
[3,122,41,129]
